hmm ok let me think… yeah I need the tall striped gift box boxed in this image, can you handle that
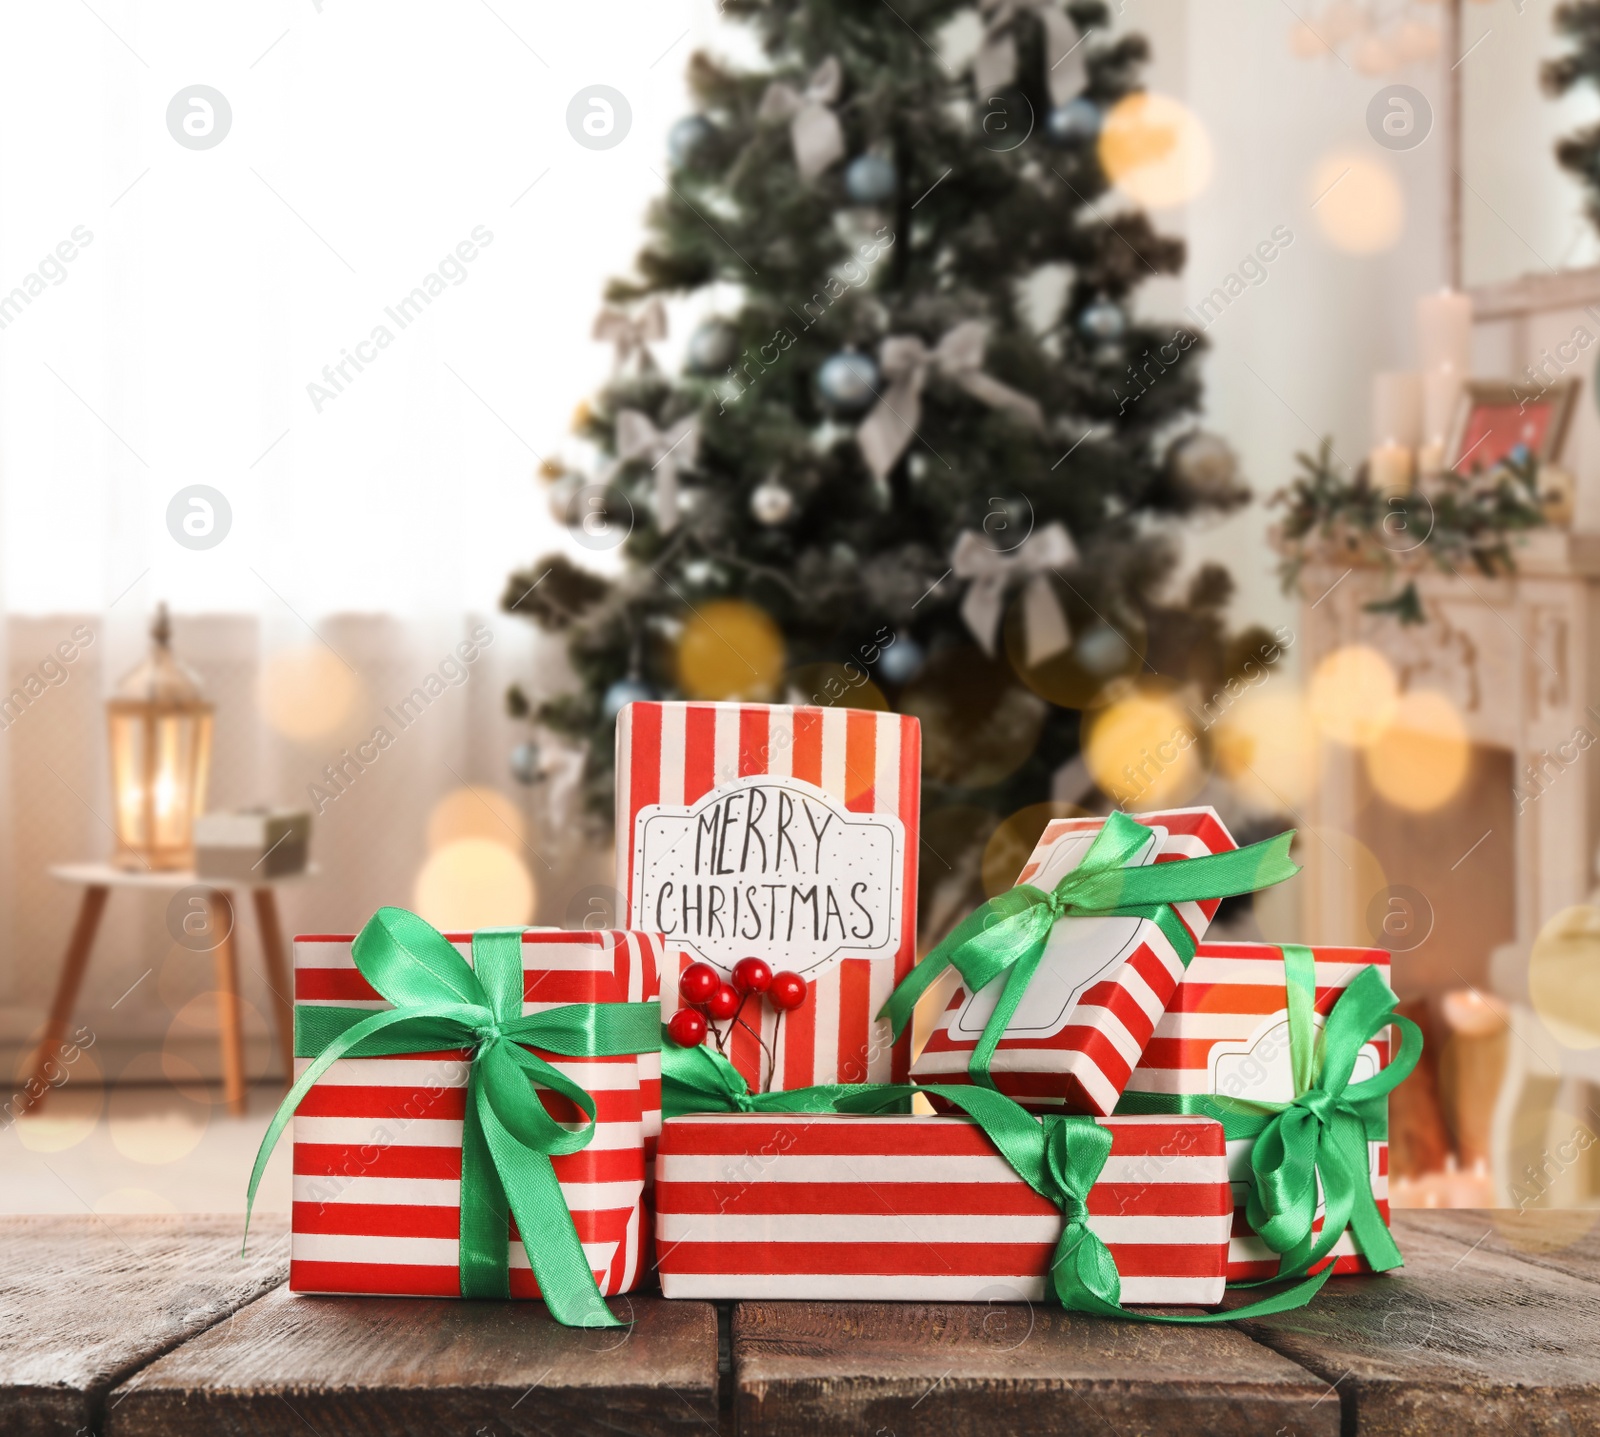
[655,1112,1231,1303]
[617,701,920,1094]
[912,807,1237,1117]
[290,928,663,1299]
[1121,941,1392,1280]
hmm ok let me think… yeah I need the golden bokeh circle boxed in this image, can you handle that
[10,1042,104,1152]
[1214,687,1319,813]
[1082,689,1205,809]
[1309,150,1405,254]
[1308,644,1398,748]
[1099,92,1214,208]
[784,662,888,712]
[676,599,786,701]
[414,837,537,931]
[108,1051,211,1166]
[165,996,269,1100]
[901,647,1046,787]
[1495,1101,1599,1249]
[981,802,1091,897]
[426,785,527,853]
[1528,905,1600,1049]
[1365,689,1470,813]
[258,646,362,742]
[1252,827,1388,951]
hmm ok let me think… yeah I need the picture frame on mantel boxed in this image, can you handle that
[1445,377,1578,473]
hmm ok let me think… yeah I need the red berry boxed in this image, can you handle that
[706,983,741,1020]
[768,971,807,1011]
[732,957,773,995]
[667,1008,708,1047]
[679,961,720,1005]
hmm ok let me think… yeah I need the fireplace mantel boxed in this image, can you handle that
[1300,535,1600,967]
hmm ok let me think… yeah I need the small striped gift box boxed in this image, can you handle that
[1122,941,1392,1280]
[290,929,663,1300]
[654,1112,1231,1304]
[617,700,920,1094]
[912,808,1237,1117]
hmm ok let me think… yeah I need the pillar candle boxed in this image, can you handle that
[1371,371,1422,448]
[1416,289,1472,375]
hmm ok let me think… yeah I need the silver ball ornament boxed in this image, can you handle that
[817,351,880,412]
[750,480,795,525]
[844,154,898,205]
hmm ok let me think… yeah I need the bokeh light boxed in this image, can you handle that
[10,1043,103,1152]
[1308,644,1398,747]
[784,662,888,712]
[676,599,786,700]
[1253,827,1388,948]
[1099,92,1214,208]
[1214,688,1319,812]
[981,802,1090,897]
[1004,584,1146,710]
[108,1052,210,1165]
[165,996,268,1101]
[258,646,362,741]
[414,837,537,930]
[1528,905,1600,1049]
[1309,150,1404,254]
[1365,689,1470,812]
[1083,689,1205,809]
[427,784,527,852]
[902,647,1046,787]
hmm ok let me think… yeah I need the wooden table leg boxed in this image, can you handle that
[207,891,247,1117]
[251,888,295,1087]
[16,885,110,1116]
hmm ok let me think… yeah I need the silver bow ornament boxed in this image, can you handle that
[856,320,1045,482]
[975,0,1088,109]
[593,300,667,373]
[615,409,698,533]
[757,56,846,180]
[952,522,1077,666]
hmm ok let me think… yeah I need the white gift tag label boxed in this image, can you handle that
[950,823,1167,1040]
[630,774,904,977]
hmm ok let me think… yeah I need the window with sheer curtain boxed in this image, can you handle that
[0,0,735,1074]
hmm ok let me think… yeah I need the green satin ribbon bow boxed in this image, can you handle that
[660,1040,1341,1322]
[1117,946,1422,1282]
[878,812,1300,1089]
[244,906,661,1328]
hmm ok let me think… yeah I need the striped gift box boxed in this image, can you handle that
[1122,941,1392,1280]
[290,929,663,1299]
[617,701,920,1094]
[655,1112,1231,1303]
[912,808,1237,1117]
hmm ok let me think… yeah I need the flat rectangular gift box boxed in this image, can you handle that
[655,1112,1231,1303]
[1122,941,1392,1280]
[912,807,1237,1117]
[617,700,920,1094]
[288,928,663,1300]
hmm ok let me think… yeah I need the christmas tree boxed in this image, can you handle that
[1544,1,1600,226]
[504,0,1271,920]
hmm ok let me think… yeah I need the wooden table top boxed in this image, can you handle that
[3,1210,1597,1436]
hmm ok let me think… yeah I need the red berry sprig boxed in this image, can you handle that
[667,958,810,1094]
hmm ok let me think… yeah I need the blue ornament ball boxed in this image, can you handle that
[1078,297,1126,343]
[817,350,880,411]
[602,678,656,721]
[1046,97,1101,147]
[668,115,714,168]
[509,739,541,785]
[876,633,925,686]
[687,319,737,375]
[844,153,898,205]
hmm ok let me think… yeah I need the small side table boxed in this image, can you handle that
[21,863,314,1118]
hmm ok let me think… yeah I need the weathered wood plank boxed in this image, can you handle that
[0,1214,288,1437]
[1397,1205,1600,1286]
[107,1288,719,1437]
[732,1300,1339,1437]
[1233,1211,1600,1435]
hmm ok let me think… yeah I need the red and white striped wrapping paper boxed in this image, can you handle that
[617,701,920,1094]
[655,1112,1230,1303]
[913,808,1237,1118]
[1122,942,1392,1280]
[289,929,663,1300]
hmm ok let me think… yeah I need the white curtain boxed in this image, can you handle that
[0,0,743,1075]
